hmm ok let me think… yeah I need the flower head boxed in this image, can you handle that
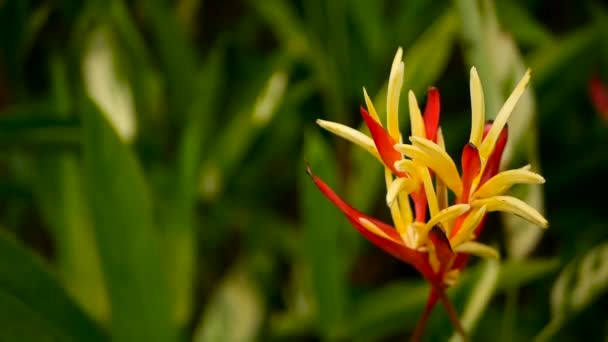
[308,47,548,338]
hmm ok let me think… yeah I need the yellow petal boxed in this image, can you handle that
[474,166,545,198]
[424,203,470,235]
[479,69,531,160]
[359,217,400,243]
[386,177,417,207]
[398,137,463,195]
[454,241,500,259]
[469,67,485,146]
[387,48,404,140]
[363,87,381,123]
[394,159,419,179]
[436,128,448,211]
[471,195,548,228]
[385,169,408,235]
[316,119,381,161]
[450,206,487,247]
[419,166,439,219]
[398,190,413,228]
[408,90,426,138]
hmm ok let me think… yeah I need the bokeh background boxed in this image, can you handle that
[0,0,607,341]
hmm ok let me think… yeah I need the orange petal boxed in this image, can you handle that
[306,163,432,275]
[360,106,406,177]
[423,87,441,142]
[460,143,481,203]
[480,122,508,185]
[429,226,454,270]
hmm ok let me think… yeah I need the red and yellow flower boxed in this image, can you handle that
[307,47,548,338]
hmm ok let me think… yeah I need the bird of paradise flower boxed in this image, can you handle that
[306,47,548,340]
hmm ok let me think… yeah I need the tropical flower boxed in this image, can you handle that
[307,47,548,338]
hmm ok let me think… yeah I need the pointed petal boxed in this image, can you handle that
[384,169,409,234]
[454,241,500,259]
[423,87,440,142]
[394,159,419,178]
[480,123,508,185]
[469,67,485,146]
[471,195,548,228]
[424,204,470,235]
[316,119,381,161]
[436,128,448,211]
[361,107,405,176]
[398,137,463,195]
[428,226,454,271]
[479,69,530,160]
[387,48,404,140]
[408,90,426,138]
[460,143,481,203]
[386,177,418,207]
[450,206,487,247]
[307,164,433,274]
[363,87,381,123]
[420,166,439,219]
[474,166,545,198]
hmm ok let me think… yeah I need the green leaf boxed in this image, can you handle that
[0,230,105,342]
[300,131,348,338]
[334,258,558,341]
[30,56,108,321]
[193,262,265,342]
[82,98,176,341]
[449,259,500,342]
[199,63,289,200]
[535,243,608,342]
[164,48,224,324]
[495,1,554,47]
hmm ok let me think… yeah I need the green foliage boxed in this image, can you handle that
[0,0,606,341]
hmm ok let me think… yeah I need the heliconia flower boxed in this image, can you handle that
[308,47,548,339]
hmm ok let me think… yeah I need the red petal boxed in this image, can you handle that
[307,164,432,276]
[459,143,481,203]
[423,87,441,142]
[480,122,508,185]
[428,225,454,271]
[589,74,608,122]
[360,106,407,177]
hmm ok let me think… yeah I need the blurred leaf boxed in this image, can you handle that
[535,243,608,342]
[401,7,459,96]
[495,1,553,47]
[495,258,560,292]
[0,230,105,342]
[300,131,348,338]
[335,258,557,340]
[82,27,137,142]
[165,47,224,324]
[448,259,500,342]
[199,63,289,200]
[454,0,502,115]
[249,0,309,57]
[194,263,265,342]
[530,25,598,116]
[137,1,197,123]
[31,55,108,320]
[82,99,176,341]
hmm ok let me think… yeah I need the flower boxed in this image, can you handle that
[307,47,548,338]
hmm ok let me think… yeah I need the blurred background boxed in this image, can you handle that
[0,0,607,341]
